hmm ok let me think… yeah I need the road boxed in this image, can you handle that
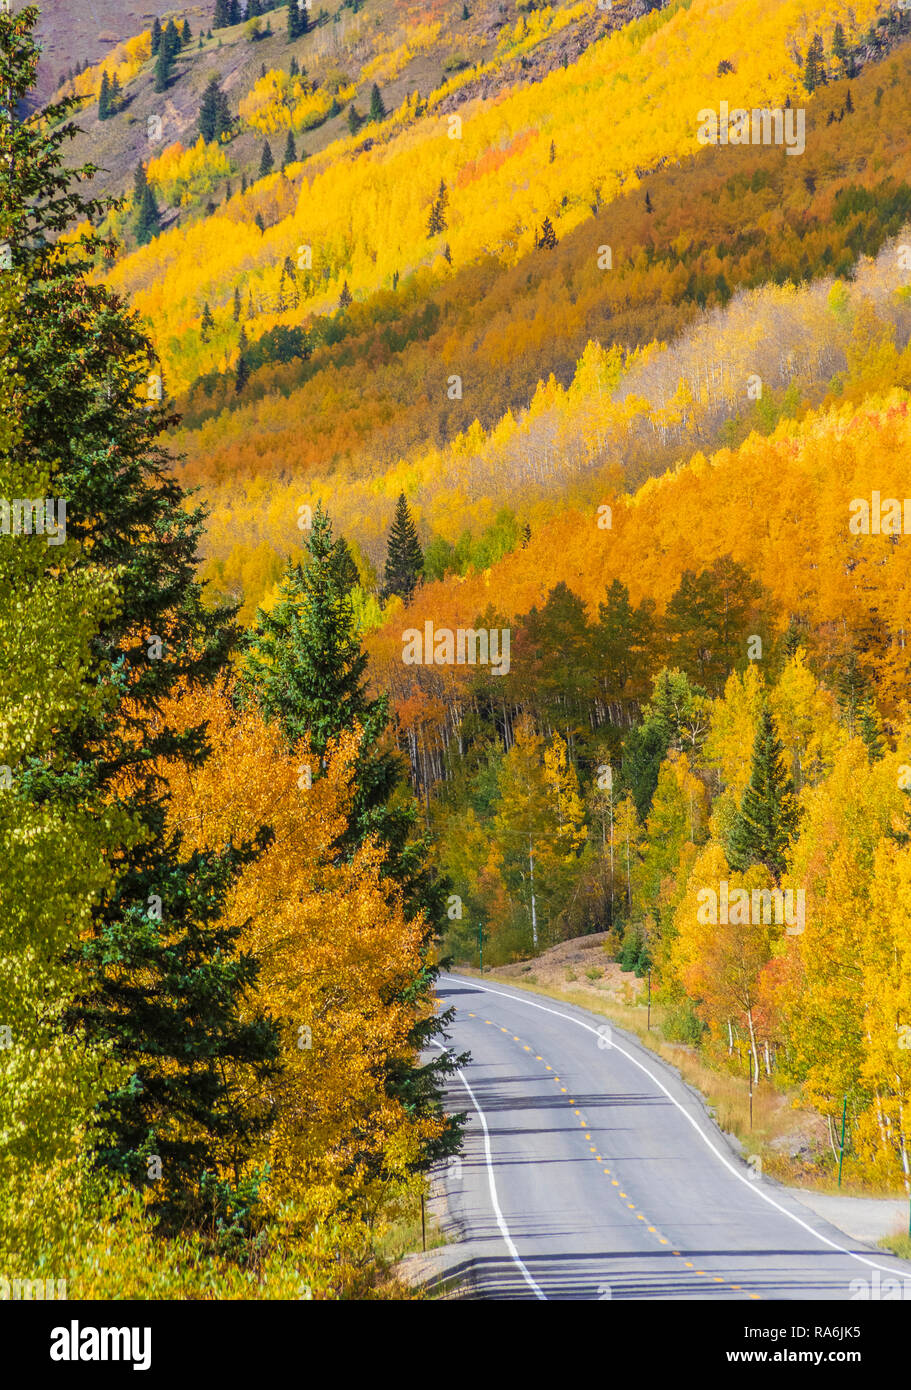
[433,972,911,1301]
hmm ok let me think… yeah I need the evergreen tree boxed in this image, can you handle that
[233,284,242,320]
[382,492,424,602]
[346,102,360,135]
[135,178,160,245]
[162,18,181,60]
[239,507,462,1168]
[644,190,653,213]
[537,216,557,249]
[108,72,121,113]
[151,15,162,53]
[549,138,555,162]
[98,69,110,119]
[200,302,215,342]
[229,0,242,22]
[153,43,171,92]
[331,535,360,593]
[199,75,231,142]
[213,0,231,27]
[338,279,352,309]
[286,0,303,39]
[857,700,885,763]
[282,128,296,167]
[369,82,385,121]
[728,707,801,880]
[832,20,848,71]
[462,2,469,16]
[0,5,276,1215]
[427,189,445,236]
[289,53,299,76]
[182,18,191,44]
[259,139,274,177]
[235,328,250,391]
[804,33,826,92]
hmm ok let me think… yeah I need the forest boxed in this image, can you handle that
[7,0,911,1303]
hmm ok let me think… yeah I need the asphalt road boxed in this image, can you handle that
[433,972,911,1301]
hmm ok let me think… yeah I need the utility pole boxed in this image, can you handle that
[837,1095,847,1187]
[478,922,484,975]
[647,968,652,1031]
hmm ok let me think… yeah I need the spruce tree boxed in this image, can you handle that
[181,18,191,44]
[162,18,181,61]
[135,173,160,245]
[382,491,424,601]
[857,700,885,763]
[0,5,277,1215]
[728,707,801,881]
[286,0,301,39]
[213,0,231,27]
[98,69,110,119]
[346,102,360,135]
[109,72,121,113]
[536,215,557,249]
[236,328,250,391]
[259,138,274,177]
[153,43,171,92]
[283,128,297,167]
[338,278,352,309]
[200,302,215,342]
[151,15,162,53]
[369,82,385,121]
[233,284,242,320]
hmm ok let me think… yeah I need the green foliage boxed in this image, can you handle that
[728,707,801,880]
[0,5,275,1219]
[382,492,424,602]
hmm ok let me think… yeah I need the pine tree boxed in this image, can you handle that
[286,0,302,39]
[369,82,385,121]
[289,54,299,76]
[0,5,276,1215]
[229,0,242,22]
[235,328,250,391]
[233,284,242,320]
[259,139,274,177]
[728,707,801,880]
[136,179,160,245]
[346,102,360,135]
[338,279,352,309]
[198,75,229,142]
[162,18,181,60]
[153,43,171,92]
[98,69,110,119]
[213,0,231,27]
[644,190,653,213]
[549,138,555,162]
[200,302,215,342]
[857,700,885,763]
[282,128,296,167]
[151,16,162,53]
[382,492,424,601]
[239,507,462,1169]
[109,72,121,112]
[427,190,445,236]
[537,216,557,249]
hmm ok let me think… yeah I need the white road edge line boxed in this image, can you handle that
[441,974,905,1282]
[432,1040,547,1300]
